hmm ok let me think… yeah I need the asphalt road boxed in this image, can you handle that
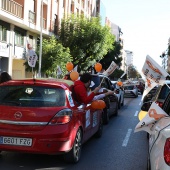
[0,95,148,170]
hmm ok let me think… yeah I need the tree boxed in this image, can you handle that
[100,41,123,70]
[24,36,71,77]
[127,65,142,79]
[58,15,115,72]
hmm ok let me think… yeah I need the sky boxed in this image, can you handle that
[102,0,170,74]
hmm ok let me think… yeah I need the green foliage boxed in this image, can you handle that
[58,14,115,72]
[24,36,71,77]
[100,41,123,70]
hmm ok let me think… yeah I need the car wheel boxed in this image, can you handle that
[118,99,121,109]
[103,107,109,124]
[114,102,118,116]
[147,156,151,170]
[64,128,82,163]
[121,97,124,106]
[95,117,103,138]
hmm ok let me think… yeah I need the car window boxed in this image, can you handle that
[0,86,65,107]
[158,84,170,100]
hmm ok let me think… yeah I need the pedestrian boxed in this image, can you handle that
[0,71,12,83]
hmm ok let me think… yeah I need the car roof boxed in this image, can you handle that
[0,78,74,88]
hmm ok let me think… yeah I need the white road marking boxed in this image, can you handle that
[139,102,142,105]
[122,129,132,147]
[134,111,138,116]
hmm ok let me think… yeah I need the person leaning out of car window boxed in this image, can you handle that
[0,71,12,83]
[72,73,114,104]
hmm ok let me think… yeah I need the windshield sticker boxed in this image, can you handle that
[86,110,90,128]
[65,90,75,107]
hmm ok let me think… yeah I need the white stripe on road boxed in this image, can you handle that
[122,129,132,147]
[139,102,142,105]
[134,111,138,116]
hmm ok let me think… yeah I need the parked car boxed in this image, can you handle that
[0,78,103,163]
[111,81,124,109]
[123,84,138,98]
[91,74,119,124]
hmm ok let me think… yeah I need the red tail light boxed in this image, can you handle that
[155,101,163,108]
[49,109,72,125]
[164,138,170,165]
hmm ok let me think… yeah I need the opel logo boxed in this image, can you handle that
[14,112,22,119]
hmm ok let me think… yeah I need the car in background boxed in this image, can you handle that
[0,78,103,163]
[111,81,124,109]
[91,74,119,124]
[136,82,145,94]
[123,84,138,98]
[140,91,170,170]
[142,86,158,103]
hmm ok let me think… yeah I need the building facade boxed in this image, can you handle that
[0,0,97,78]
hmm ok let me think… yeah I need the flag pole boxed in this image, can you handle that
[38,0,43,78]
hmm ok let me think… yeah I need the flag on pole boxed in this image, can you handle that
[120,72,126,79]
[103,61,118,76]
[73,65,78,72]
[141,55,169,99]
[134,102,168,134]
[27,41,38,68]
[57,65,62,76]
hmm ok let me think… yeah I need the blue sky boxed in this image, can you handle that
[102,0,170,74]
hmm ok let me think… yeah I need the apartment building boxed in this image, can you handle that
[0,0,97,78]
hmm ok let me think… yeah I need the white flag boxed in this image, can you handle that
[57,65,62,75]
[103,61,118,76]
[27,42,38,68]
[141,55,169,99]
[134,102,168,134]
[73,65,78,72]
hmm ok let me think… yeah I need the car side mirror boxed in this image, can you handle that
[141,101,152,111]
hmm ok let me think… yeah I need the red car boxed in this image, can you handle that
[0,79,103,163]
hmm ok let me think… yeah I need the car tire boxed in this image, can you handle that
[64,128,82,163]
[114,102,118,116]
[147,156,151,170]
[103,107,109,124]
[121,97,124,106]
[118,99,121,109]
[95,117,103,138]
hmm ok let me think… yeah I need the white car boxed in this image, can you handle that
[111,81,124,109]
[141,92,170,170]
[123,84,138,98]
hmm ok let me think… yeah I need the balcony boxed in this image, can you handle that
[1,0,23,19]
[29,10,36,24]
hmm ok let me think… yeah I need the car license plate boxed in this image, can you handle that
[125,91,130,93]
[0,136,32,146]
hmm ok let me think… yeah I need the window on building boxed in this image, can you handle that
[29,35,33,47]
[0,25,7,42]
[15,31,24,46]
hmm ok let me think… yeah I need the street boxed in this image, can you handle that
[0,95,148,170]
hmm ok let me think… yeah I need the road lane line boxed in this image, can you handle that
[122,129,132,147]
[139,102,142,105]
[134,111,138,116]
